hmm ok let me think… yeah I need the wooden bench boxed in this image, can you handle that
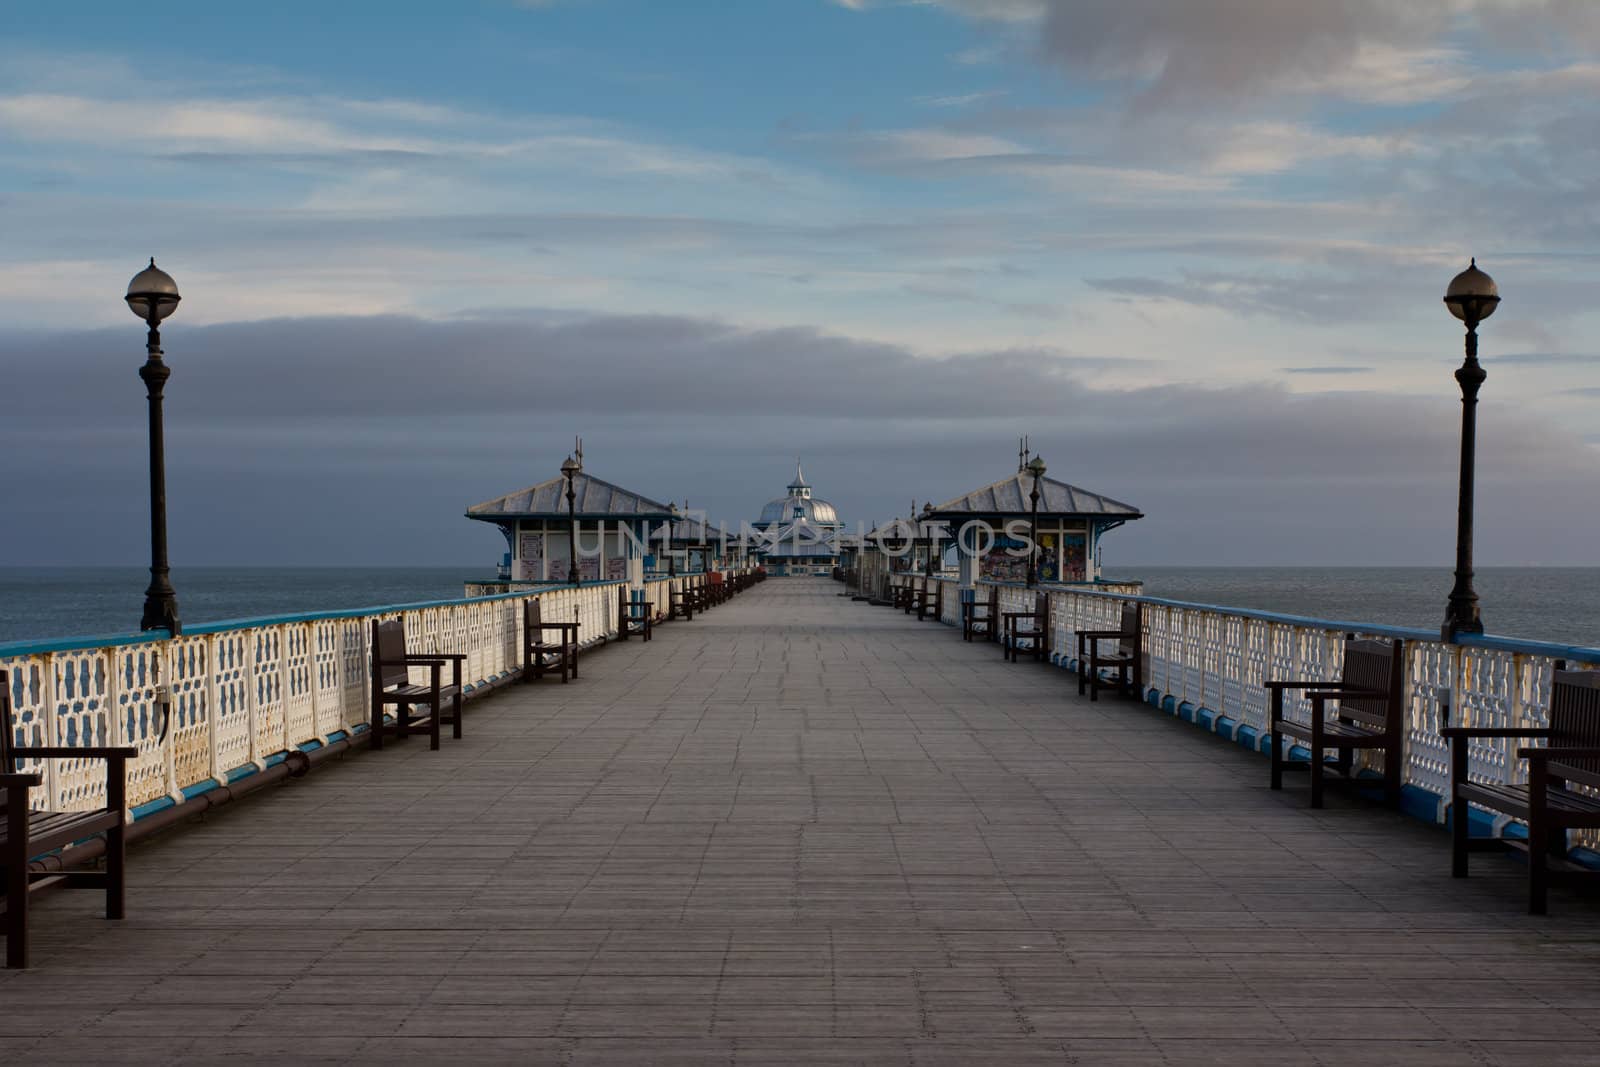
[617,587,652,641]
[1077,602,1143,701]
[669,583,695,622]
[1003,592,1050,664]
[524,597,578,682]
[912,579,942,622]
[962,587,999,643]
[897,578,922,615]
[3,669,137,968]
[1445,669,1600,914]
[369,619,464,751]
[1268,638,1404,809]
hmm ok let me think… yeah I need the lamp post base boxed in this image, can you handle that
[141,583,181,636]
[1442,599,1483,643]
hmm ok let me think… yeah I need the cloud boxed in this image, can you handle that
[1085,270,1409,323]
[1282,366,1375,375]
[1495,352,1600,365]
[3,309,1597,569]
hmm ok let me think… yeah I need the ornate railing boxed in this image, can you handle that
[895,574,1600,839]
[3,572,739,817]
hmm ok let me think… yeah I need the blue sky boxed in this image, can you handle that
[4,0,1600,567]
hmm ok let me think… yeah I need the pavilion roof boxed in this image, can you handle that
[466,471,673,521]
[929,472,1142,520]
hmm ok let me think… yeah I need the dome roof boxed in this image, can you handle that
[757,458,841,528]
[759,495,839,527]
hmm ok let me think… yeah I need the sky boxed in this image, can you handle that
[2,0,1598,568]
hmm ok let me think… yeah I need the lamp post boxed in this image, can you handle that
[126,259,183,635]
[1026,455,1046,588]
[562,455,580,586]
[1441,259,1499,641]
[667,503,678,578]
[921,501,937,577]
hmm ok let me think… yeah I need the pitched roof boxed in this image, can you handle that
[930,473,1142,519]
[466,471,673,520]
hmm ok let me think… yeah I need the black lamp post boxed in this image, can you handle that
[1441,259,1500,641]
[562,455,580,586]
[1026,455,1046,588]
[126,259,183,635]
[667,503,678,578]
[920,502,937,577]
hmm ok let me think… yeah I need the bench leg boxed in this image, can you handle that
[107,822,127,920]
[1528,821,1549,916]
[1309,721,1325,809]
[1269,691,1283,792]
[6,800,28,967]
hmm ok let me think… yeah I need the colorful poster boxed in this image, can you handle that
[980,536,1030,582]
[1062,533,1086,582]
[1038,533,1059,583]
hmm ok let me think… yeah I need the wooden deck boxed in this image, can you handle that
[6,579,1600,1064]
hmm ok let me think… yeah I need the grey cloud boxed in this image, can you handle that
[1282,366,1374,375]
[1495,352,1600,365]
[1085,271,1407,323]
[3,310,1598,568]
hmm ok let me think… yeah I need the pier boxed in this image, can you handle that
[5,579,1600,1064]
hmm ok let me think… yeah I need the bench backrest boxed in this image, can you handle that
[525,596,543,630]
[372,619,411,691]
[0,668,13,775]
[1549,670,1600,784]
[1338,638,1403,730]
[1118,601,1141,658]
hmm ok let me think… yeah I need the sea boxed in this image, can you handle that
[1,565,1598,650]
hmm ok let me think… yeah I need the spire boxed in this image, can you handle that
[788,458,811,497]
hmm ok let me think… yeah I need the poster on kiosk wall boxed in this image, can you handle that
[515,532,544,582]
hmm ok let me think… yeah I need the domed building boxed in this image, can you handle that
[752,462,844,576]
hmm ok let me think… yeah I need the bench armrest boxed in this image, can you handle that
[402,657,453,668]
[0,772,43,788]
[1440,727,1552,740]
[418,652,467,663]
[528,621,578,631]
[13,746,140,759]
[1078,629,1128,639]
[1264,679,1358,692]
[1306,688,1386,702]
[1518,746,1600,761]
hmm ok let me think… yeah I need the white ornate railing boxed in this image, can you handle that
[894,574,1600,841]
[2,572,744,817]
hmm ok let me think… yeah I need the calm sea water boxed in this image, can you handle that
[1103,566,1600,650]
[2,565,1598,650]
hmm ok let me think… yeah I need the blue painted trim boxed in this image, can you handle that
[1571,847,1600,871]
[0,629,169,658]
[1236,724,1259,750]
[1145,688,1161,707]
[130,795,176,820]
[1160,695,1176,714]
[222,762,259,785]
[180,778,221,800]
[1177,701,1196,724]
[1399,784,1442,823]
[1196,706,1216,730]
[1214,715,1237,741]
